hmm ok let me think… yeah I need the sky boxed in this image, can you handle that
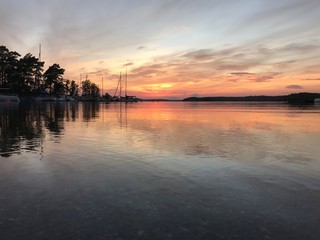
[1,0,320,99]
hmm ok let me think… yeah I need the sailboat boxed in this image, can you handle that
[112,70,139,102]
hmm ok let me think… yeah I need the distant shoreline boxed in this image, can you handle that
[184,92,320,104]
[142,92,320,104]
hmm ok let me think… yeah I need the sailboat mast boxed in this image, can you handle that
[119,72,122,98]
[101,76,103,96]
[125,68,127,97]
[79,74,82,96]
[114,72,121,97]
[36,43,42,90]
[39,43,41,61]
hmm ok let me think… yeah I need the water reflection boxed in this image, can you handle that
[1,101,320,166]
[0,103,42,157]
[0,102,81,157]
[82,102,100,122]
[1,101,320,240]
[0,102,130,157]
[119,102,319,166]
[118,102,128,129]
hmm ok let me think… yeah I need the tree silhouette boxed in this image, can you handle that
[43,64,65,95]
[15,53,44,94]
[69,80,79,96]
[82,79,100,97]
[0,45,20,88]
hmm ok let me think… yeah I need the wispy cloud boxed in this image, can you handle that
[1,0,319,98]
[230,72,255,75]
[286,85,304,89]
[229,72,280,83]
[122,62,135,67]
[304,77,320,81]
[182,49,216,61]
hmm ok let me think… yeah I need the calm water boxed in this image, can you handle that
[0,101,320,240]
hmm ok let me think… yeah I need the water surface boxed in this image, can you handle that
[0,102,319,239]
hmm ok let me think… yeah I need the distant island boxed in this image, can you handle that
[183,92,320,104]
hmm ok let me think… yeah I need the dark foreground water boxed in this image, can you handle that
[0,101,320,240]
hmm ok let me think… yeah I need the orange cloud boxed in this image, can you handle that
[62,42,320,99]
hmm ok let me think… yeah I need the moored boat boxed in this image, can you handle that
[0,94,20,103]
[112,70,140,102]
[0,88,20,103]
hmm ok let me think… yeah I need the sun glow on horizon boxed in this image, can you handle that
[2,0,319,99]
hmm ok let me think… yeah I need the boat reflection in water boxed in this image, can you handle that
[0,101,320,240]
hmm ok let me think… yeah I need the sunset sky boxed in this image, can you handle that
[1,0,320,99]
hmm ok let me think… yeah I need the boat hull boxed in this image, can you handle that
[0,95,20,103]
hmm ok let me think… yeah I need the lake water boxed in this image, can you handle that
[0,101,319,240]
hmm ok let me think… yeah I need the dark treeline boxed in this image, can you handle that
[184,96,286,102]
[0,45,77,96]
[0,45,102,98]
[183,93,320,104]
